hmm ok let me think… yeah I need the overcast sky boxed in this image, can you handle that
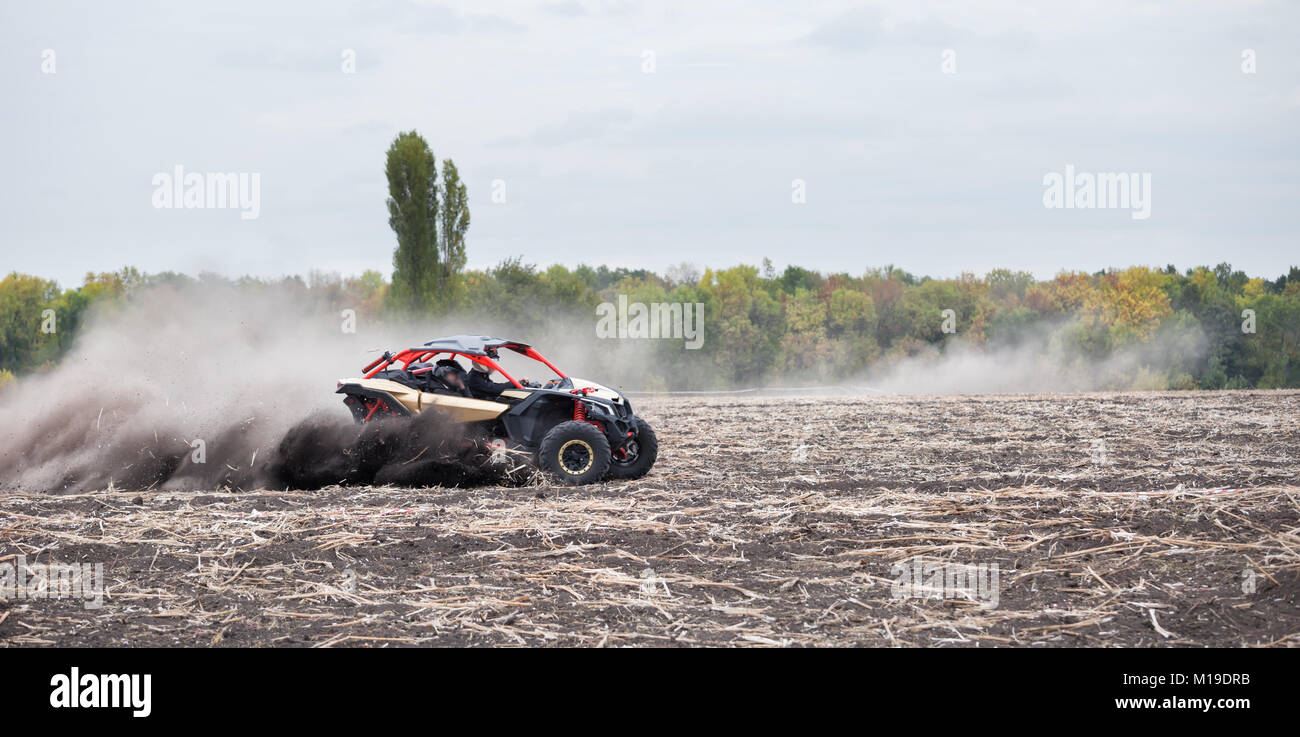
[2,0,1297,288]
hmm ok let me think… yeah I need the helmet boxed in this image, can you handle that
[470,361,491,374]
[432,364,467,391]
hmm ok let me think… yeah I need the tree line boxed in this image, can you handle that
[2,261,1297,391]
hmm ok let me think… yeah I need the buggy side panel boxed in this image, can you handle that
[421,394,510,423]
[341,378,509,423]
[501,392,578,448]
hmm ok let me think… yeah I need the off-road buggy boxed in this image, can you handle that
[336,335,657,485]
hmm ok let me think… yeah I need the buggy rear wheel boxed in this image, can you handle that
[538,421,611,485]
[607,419,658,480]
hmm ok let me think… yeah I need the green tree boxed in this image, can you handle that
[1240,291,1300,387]
[385,131,440,314]
[438,158,470,306]
[0,272,61,372]
[827,288,876,341]
[779,265,822,295]
[698,265,782,384]
[987,268,1034,302]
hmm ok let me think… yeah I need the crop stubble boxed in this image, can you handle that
[1,390,1296,647]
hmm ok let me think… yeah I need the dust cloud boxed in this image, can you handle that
[0,283,523,493]
[862,319,1209,394]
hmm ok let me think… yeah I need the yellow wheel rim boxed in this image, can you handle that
[557,439,595,475]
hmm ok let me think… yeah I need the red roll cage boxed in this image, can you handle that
[360,344,567,390]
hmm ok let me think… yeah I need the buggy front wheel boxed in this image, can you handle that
[537,421,611,485]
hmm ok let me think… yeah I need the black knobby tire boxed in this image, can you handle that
[537,421,611,485]
[607,419,658,480]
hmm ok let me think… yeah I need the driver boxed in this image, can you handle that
[431,360,472,397]
[464,361,517,398]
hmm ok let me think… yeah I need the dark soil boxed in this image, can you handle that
[1,390,1296,647]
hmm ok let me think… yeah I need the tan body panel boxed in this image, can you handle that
[421,393,509,422]
[349,379,509,423]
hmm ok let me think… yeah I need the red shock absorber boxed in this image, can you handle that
[571,390,603,430]
[572,398,605,432]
